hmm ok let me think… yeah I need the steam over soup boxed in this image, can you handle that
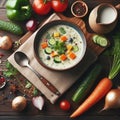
[38,24,86,70]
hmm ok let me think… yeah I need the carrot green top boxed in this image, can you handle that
[108,32,120,80]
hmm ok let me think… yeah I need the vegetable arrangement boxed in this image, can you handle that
[40,27,79,63]
[1,0,120,116]
[70,32,120,118]
[72,64,102,103]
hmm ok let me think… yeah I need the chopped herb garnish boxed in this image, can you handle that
[3,61,18,77]
[59,27,66,34]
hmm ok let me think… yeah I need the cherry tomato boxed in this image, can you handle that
[51,0,68,12]
[60,100,71,111]
[32,0,52,15]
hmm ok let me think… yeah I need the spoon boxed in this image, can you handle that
[14,51,61,96]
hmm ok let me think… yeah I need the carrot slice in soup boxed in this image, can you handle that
[60,54,67,61]
[69,52,76,59]
[41,42,48,49]
[60,36,68,42]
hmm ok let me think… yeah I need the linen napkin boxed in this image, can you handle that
[8,13,97,104]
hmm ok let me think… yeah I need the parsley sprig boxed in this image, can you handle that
[3,61,18,77]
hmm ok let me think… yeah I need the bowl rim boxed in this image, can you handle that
[34,20,87,71]
[71,0,88,18]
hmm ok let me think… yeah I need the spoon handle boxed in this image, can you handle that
[27,64,61,96]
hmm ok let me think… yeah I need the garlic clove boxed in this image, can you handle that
[32,96,44,110]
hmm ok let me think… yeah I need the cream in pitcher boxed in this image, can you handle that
[89,3,120,34]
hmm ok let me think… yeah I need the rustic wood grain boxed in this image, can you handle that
[0,0,6,8]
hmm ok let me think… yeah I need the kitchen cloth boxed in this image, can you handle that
[8,13,97,104]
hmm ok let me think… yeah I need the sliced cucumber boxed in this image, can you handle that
[98,38,108,47]
[92,35,99,43]
[92,35,108,47]
[54,56,61,63]
[44,47,52,54]
[48,38,56,46]
[73,45,79,52]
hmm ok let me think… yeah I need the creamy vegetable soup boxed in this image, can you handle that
[39,24,85,70]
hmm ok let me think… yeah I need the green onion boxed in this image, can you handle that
[108,32,120,80]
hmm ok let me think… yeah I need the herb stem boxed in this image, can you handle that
[108,33,120,80]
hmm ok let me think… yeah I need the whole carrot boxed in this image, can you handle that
[70,78,112,118]
[70,31,120,118]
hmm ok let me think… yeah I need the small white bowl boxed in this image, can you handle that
[71,0,88,18]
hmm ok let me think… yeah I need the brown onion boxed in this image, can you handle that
[0,36,13,50]
[101,88,120,111]
[12,96,27,112]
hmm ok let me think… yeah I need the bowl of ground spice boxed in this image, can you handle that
[71,0,88,18]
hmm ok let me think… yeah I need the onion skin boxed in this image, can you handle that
[26,19,38,32]
[102,89,120,111]
[12,96,27,112]
[0,36,13,50]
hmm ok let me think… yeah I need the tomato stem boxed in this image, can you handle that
[44,0,51,4]
[60,0,65,3]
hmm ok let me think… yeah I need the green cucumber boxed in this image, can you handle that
[48,38,56,46]
[92,35,108,47]
[73,45,79,52]
[92,35,99,43]
[44,47,52,54]
[72,64,102,103]
[54,56,61,63]
[0,20,24,35]
[97,37,108,47]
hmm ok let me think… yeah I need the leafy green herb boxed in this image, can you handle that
[33,88,38,96]
[108,32,120,79]
[53,41,66,54]
[25,81,32,89]
[46,32,51,39]
[59,27,66,34]
[3,61,18,77]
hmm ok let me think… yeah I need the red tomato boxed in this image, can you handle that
[51,0,68,12]
[60,100,71,111]
[32,0,52,15]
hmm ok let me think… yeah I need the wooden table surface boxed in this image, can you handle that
[0,0,120,120]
